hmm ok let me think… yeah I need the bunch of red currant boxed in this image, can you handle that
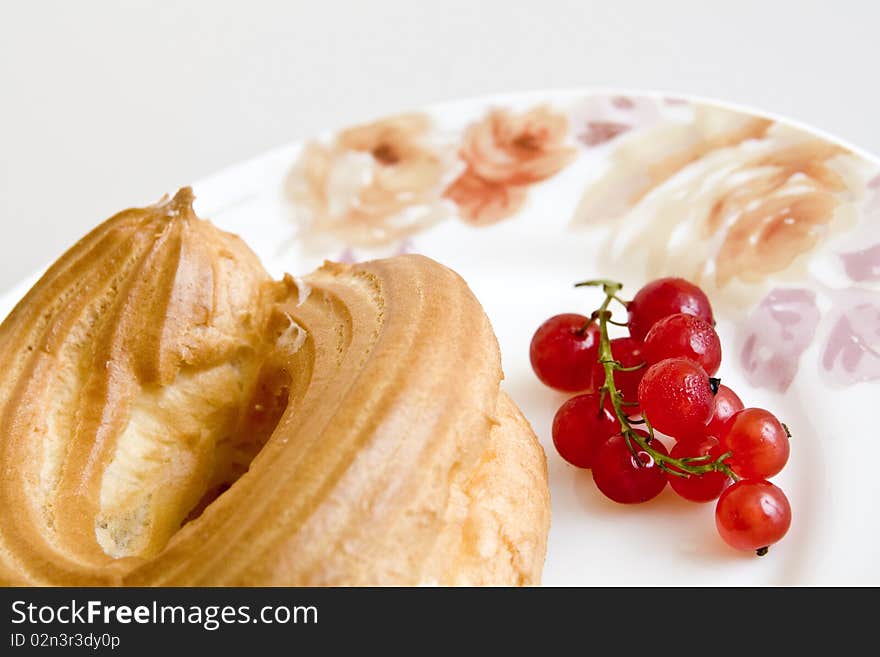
[530,277,792,555]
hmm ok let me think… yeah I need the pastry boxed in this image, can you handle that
[0,188,550,586]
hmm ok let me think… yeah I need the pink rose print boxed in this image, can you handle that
[740,289,821,392]
[611,96,635,109]
[444,106,575,224]
[840,244,880,282]
[580,121,631,146]
[571,95,662,148]
[821,288,880,385]
[839,175,880,282]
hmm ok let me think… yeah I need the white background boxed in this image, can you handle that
[1,0,877,291]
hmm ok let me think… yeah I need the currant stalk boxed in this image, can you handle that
[574,279,736,480]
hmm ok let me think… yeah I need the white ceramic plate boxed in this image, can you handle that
[3,90,879,585]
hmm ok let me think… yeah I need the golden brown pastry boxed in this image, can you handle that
[0,188,549,586]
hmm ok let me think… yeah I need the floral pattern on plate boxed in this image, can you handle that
[281,93,880,389]
[444,106,575,224]
[570,104,872,293]
[284,113,457,251]
[285,105,577,250]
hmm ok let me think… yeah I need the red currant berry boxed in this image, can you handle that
[705,384,744,438]
[592,430,668,504]
[715,479,791,552]
[720,408,790,479]
[627,277,714,342]
[667,435,732,502]
[552,393,621,468]
[590,337,646,410]
[530,314,599,391]
[637,357,715,437]
[643,313,722,375]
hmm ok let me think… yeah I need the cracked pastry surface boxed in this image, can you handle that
[0,188,550,586]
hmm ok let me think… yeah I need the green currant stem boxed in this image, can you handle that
[577,280,736,481]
